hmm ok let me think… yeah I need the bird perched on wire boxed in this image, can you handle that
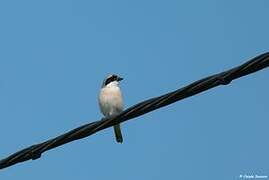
[98,74,124,143]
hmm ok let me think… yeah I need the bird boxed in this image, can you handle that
[98,74,124,143]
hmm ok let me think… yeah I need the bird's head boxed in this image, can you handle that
[102,74,123,88]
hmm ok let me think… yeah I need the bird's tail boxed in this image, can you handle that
[113,124,123,143]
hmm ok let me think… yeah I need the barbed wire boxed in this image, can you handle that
[0,52,268,170]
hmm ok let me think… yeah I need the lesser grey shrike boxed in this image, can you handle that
[98,74,124,143]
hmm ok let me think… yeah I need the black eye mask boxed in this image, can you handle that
[104,75,118,86]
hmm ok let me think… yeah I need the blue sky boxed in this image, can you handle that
[0,0,268,179]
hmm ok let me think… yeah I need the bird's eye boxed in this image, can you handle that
[112,75,117,81]
[105,76,114,85]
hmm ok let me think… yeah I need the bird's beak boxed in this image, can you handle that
[118,77,123,81]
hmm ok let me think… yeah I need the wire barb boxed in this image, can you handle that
[0,52,269,170]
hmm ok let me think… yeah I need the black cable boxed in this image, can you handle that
[0,52,268,170]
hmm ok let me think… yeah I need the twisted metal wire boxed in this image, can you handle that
[0,52,268,170]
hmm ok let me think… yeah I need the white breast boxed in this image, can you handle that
[98,85,123,117]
